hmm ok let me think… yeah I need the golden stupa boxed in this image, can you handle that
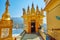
[0,0,13,40]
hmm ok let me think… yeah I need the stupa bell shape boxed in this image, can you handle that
[2,0,10,20]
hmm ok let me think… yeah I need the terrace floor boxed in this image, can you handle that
[22,33,43,40]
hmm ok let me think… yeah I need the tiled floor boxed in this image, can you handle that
[22,33,43,40]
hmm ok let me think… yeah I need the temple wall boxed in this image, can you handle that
[45,0,60,40]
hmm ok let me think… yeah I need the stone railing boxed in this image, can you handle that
[16,30,26,40]
[38,30,46,40]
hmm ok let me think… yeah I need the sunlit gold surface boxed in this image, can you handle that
[0,0,13,40]
[44,0,60,40]
[2,0,10,20]
[22,3,44,33]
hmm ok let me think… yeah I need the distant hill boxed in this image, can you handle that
[11,17,24,29]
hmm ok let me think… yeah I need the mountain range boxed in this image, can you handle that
[11,17,24,28]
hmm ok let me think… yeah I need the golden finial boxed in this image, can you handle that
[31,3,35,13]
[23,8,26,15]
[6,0,10,10]
[41,8,42,11]
[28,5,29,11]
[27,5,30,12]
[36,5,40,15]
[32,3,34,8]
[41,8,44,11]
[36,5,39,11]
[23,8,25,13]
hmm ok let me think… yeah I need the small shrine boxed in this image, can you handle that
[22,3,44,33]
[0,0,13,40]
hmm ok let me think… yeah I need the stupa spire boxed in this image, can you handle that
[6,0,10,11]
[31,3,35,13]
[36,5,39,11]
[2,0,10,20]
[27,5,30,12]
[32,3,34,8]
[23,8,26,15]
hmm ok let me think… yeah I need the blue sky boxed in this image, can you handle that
[0,0,45,18]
